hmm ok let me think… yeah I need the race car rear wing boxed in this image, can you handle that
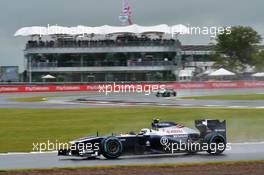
[195,119,226,139]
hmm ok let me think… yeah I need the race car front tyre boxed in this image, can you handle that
[204,132,226,155]
[101,136,123,159]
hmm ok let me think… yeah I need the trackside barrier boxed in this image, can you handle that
[0,81,264,93]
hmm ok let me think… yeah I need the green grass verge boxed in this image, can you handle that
[182,94,264,100]
[9,96,48,102]
[9,96,63,102]
[0,107,264,152]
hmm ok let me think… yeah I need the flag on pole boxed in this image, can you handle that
[119,0,133,25]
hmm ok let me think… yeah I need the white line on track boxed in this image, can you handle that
[45,100,78,105]
[179,104,194,106]
[203,105,222,107]
[0,151,56,156]
[227,106,248,108]
[231,142,264,145]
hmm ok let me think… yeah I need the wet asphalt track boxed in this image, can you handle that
[0,88,264,169]
[0,143,264,170]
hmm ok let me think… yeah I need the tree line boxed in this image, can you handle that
[212,26,264,72]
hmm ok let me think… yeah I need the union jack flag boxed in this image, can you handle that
[120,0,133,25]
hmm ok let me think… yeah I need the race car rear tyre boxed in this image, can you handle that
[204,132,226,155]
[101,136,123,159]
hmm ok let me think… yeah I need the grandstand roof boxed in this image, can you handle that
[14,24,189,36]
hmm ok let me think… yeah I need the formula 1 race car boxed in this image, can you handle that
[156,89,177,97]
[58,119,227,159]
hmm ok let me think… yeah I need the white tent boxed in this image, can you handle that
[203,69,216,75]
[252,72,264,77]
[41,74,56,79]
[209,68,235,76]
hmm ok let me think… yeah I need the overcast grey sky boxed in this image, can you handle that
[0,0,263,71]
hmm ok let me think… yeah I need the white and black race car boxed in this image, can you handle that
[156,89,177,97]
[58,119,227,159]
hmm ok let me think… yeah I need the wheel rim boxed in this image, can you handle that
[107,141,120,154]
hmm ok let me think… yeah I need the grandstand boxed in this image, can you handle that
[15,25,184,82]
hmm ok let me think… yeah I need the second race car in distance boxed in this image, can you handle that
[156,88,177,97]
